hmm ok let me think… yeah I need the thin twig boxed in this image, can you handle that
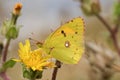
[114,17,120,33]
[95,14,113,33]
[111,33,120,55]
[95,14,120,55]
[52,60,61,80]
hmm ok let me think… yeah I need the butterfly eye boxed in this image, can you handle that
[64,41,70,48]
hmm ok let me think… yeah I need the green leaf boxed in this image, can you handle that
[23,69,32,79]
[0,20,10,36]
[22,66,43,80]
[35,71,43,79]
[6,27,18,39]
[0,59,16,72]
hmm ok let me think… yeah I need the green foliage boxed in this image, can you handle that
[114,2,120,18]
[22,65,43,80]
[0,59,16,72]
[113,1,120,23]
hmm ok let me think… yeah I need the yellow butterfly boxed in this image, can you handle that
[41,17,85,64]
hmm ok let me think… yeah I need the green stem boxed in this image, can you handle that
[0,12,19,80]
[2,39,11,64]
[11,14,19,25]
[1,13,19,64]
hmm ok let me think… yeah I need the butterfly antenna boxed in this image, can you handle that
[29,38,43,46]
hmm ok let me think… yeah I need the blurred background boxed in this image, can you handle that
[0,0,120,80]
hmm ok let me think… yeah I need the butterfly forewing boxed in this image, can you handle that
[42,17,85,64]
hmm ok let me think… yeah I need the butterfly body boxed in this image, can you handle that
[42,17,85,64]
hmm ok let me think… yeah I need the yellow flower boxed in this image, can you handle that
[16,39,55,71]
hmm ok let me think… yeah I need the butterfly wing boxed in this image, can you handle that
[42,17,85,64]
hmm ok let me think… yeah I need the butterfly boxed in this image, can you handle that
[41,17,85,64]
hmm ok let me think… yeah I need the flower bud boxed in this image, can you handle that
[80,0,101,16]
[13,3,22,15]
